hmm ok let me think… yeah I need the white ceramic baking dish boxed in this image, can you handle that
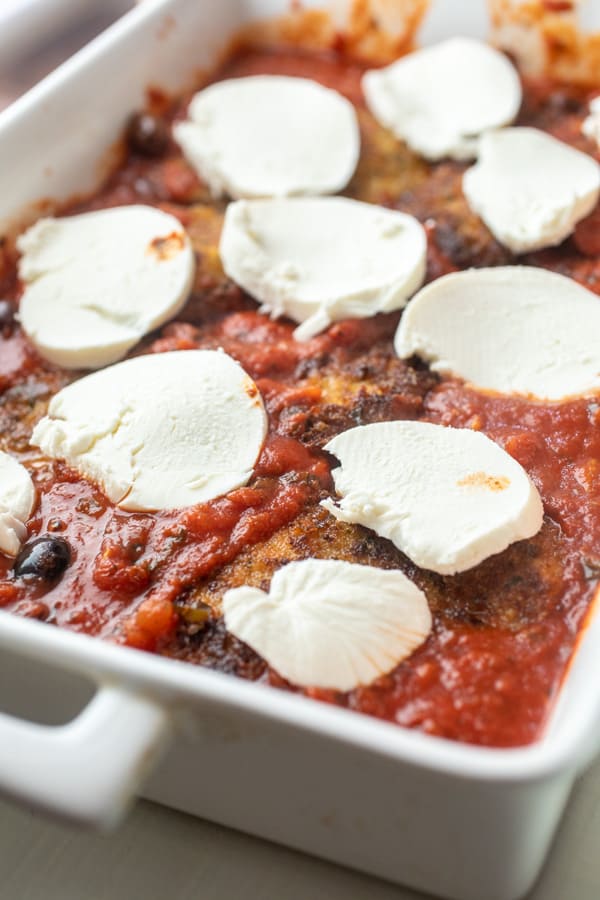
[1,2,600,899]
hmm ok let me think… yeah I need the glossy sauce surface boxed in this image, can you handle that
[1,47,599,747]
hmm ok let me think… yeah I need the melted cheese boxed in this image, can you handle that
[173,75,360,199]
[31,350,267,512]
[222,559,431,691]
[323,421,543,575]
[17,206,195,370]
[462,127,600,252]
[395,266,600,400]
[582,96,600,148]
[362,37,521,161]
[0,452,35,557]
[219,197,426,340]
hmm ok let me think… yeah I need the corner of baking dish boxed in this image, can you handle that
[2,598,600,787]
[2,0,600,792]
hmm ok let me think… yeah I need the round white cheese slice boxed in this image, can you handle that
[362,37,522,161]
[173,75,360,199]
[31,350,267,512]
[17,206,195,370]
[462,127,600,253]
[395,266,600,401]
[222,559,431,691]
[219,197,426,340]
[323,421,543,576]
[0,452,35,557]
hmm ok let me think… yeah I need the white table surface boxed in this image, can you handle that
[0,751,599,900]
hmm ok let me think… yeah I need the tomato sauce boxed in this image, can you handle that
[1,47,600,747]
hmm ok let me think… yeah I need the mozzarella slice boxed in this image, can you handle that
[173,76,360,199]
[0,452,35,557]
[219,197,426,340]
[395,266,600,401]
[222,559,431,691]
[323,421,543,576]
[362,37,521,161]
[582,96,600,148]
[17,206,195,370]
[462,127,600,253]
[31,350,267,512]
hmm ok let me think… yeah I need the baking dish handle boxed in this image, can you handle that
[0,682,170,828]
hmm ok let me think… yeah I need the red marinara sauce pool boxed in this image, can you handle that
[1,47,600,748]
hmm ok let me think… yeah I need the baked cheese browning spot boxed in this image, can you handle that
[243,376,260,402]
[17,206,195,370]
[457,472,510,492]
[148,231,186,261]
[323,421,543,575]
